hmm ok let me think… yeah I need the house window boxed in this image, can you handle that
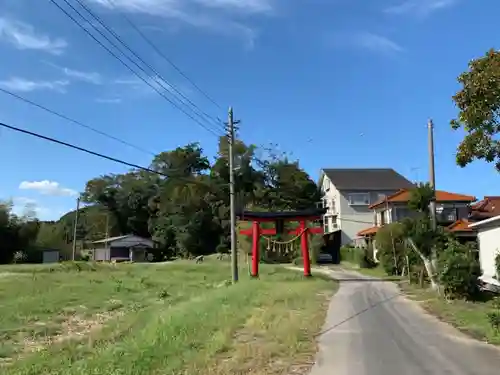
[324,178,330,191]
[323,217,330,233]
[348,193,370,206]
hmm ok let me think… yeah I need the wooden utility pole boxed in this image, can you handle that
[228,107,239,283]
[428,119,437,230]
[72,196,81,261]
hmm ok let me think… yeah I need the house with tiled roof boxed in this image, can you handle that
[470,196,500,221]
[357,189,477,244]
[318,168,415,248]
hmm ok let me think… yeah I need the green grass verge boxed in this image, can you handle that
[0,260,337,374]
[402,283,500,345]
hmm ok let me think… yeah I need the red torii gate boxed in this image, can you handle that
[238,209,325,277]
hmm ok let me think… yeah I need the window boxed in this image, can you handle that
[331,216,338,229]
[348,193,370,206]
[323,217,330,233]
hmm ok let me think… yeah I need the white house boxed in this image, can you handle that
[318,168,415,246]
[469,215,500,285]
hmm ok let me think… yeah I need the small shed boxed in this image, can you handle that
[469,215,500,285]
[90,234,154,263]
[42,250,60,264]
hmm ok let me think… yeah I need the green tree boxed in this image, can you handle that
[451,49,500,171]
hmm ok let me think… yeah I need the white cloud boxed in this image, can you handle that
[86,0,269,47]
[44,61,103,84]
[330,32,403,55]
[0,77,70,93]
[0,17,67,54]
[113,75,178,95]
[96,97,122,103]
[88,0,273,14]
[355,32,403,53]
[19,180,77,197]
[194,0,273,13]
[12,197,37,206]
[384,0,456,17]
[62,67,102,84]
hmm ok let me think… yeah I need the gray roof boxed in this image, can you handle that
[322,168,415,191]
[91,234,148,244]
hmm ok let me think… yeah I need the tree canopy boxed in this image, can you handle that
[451,49,500,171]
[0,137,320,263]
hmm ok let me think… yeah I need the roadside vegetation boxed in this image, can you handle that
[339,182,500,345]
[0,260,336,374]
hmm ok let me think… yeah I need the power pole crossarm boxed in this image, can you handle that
[228,107,239,283]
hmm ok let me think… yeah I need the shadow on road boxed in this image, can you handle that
[315,287,403,338]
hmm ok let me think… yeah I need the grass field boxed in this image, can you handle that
[0,260,337,375]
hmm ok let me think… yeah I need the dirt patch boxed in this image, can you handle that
[23,310,124,353]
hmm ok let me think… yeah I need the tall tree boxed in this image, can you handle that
[451,49,500,171]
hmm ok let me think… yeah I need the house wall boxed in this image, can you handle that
[476,224,500,279]
[42,251,59,264]
[320,176,340,233]
[94,248,111,261]
[338,189,399,245]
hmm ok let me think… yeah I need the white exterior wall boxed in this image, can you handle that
[320,176,340,234]
[477,225,500,279]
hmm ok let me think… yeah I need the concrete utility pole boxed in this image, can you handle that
[428,119,437,230]
[227,107,239,283]
[72,196,81,261]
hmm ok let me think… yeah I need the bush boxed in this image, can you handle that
[340,245,376,269]
[359,248,377,269]
[374,223,408,276]
[340,245,356,263]
[439,240,482,300]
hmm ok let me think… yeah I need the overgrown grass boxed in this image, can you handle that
[402,283,500,345]
[0,260,336,374]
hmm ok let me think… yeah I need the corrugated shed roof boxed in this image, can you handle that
[322,168,415,191]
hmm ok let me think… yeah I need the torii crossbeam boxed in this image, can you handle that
[237,208,325,277]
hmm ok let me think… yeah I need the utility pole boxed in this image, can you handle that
[428,119,437,230]
[227,107,240,283]
[72,196,81,261]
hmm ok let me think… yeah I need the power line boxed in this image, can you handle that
[54,0,222,134]
[105,0,222,110]
[0,120,229,187]
[0,121,165,175]
[48,0,223,137]
[0,87,156,156]
[73,0,223,129]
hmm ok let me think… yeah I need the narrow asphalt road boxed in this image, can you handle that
[310,268,500,375]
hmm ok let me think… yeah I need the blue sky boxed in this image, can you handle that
[0,0,498,220]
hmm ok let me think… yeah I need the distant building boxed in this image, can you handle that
[90,234,154,262]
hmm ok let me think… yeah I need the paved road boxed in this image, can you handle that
[311,268,500,375]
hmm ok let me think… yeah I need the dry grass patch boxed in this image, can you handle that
[1,262,337,375]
